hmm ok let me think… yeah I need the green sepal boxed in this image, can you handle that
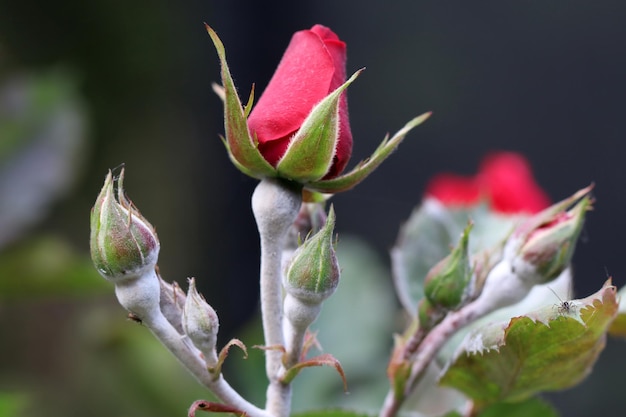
[307,112,431,193]
[243,84,255,118]
[284,206,339,304]
[206,24,276,179]
[276,70,362,182]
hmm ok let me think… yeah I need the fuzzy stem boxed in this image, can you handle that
[145,313,271,416]
[379,391,402,417]
[378,302,483,417]
[282,294,321,368]
[116,270,270,417]
[252,179,302,417]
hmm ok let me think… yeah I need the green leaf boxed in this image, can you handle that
[0,392,28,417]
[439,280,618,406]
[477,397,558,417]
[307,112,431,193]
[0,69,88,249]
[391,200,459,314]
[293,410,373,417]
[608,284,626,337]
[205,24,276,179]
[277,70,362,182]
[0,235,109,298]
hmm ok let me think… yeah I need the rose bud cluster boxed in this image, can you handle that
[420,153,592,318]
[206,24,430,195]
[91,171,222,372]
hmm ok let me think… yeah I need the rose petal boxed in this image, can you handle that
[425,173,482,206]
[478,152,550,214]
[248,30,336,165]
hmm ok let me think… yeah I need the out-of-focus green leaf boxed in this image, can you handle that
[608,285,626,337]
[391,199,520,314]
[0,235,109,298]
[477,397,558,417]
[293,409,373,417]
[608,313,626,337]
[0,69,88,248]
[439,280,618,406]
[391,200,459,313]
[0,392,28,417]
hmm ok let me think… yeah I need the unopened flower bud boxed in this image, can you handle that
[90,169,159,282]
[424,222,474,310]
[509,186,592,283]
[182,278,219,365]
[159,273,187,334]
[470,186,593,317]
[284,205,340,305]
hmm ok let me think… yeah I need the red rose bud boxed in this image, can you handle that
[90,169,160,282]
[284,205,340,305]
[424,222,474,310]
[511,186,592,281]
[207,24,431,193]
[248,25,352,179]
[182,278,219,365]
[425,151,550,214]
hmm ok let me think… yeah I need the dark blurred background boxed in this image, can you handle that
[1,0,625,416]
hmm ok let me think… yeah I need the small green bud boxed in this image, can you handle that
[90,169,159,282]
[182,278,219,364]
[284,205,340,305]
[424,222,474,310]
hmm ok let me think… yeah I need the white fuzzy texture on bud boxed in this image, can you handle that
[284,293,322,333]
[182,278,219,366]
[159,275,187,334]
[113,268,161,320]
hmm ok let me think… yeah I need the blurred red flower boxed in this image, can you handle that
[425,152,550,214]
